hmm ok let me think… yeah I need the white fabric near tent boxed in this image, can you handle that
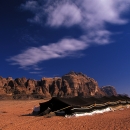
[32,106,40,115]
[33,106,40,112]
[127,105,130,108]
[65,107,111,118]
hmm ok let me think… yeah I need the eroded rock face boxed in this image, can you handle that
[0,77,7,87]
[15,77,27,87]
[0,72,118,99]
[62,72,105,97]
[0,76,13,95]
[101,86,117,96]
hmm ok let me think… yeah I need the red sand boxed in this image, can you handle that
[0,100,130,130]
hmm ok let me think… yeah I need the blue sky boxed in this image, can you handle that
[0,0,130,95]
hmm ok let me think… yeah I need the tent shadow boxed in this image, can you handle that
[21,112,65,118]
[55,112,65,116]
[21,113,40,116]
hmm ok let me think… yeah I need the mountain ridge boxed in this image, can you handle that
[0,71,117,99]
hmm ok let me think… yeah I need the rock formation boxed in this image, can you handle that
[101,86,117,96]
[0,72,118,99]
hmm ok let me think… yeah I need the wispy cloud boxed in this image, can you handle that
[8,38,87,68]
[29,71,42,74]
[47,3,82,27]
[45,0,129,44]
[34,67,42,71]
[20,0,130,44]
[8,0,130,69]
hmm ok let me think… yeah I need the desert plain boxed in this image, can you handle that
[0,100,130,130]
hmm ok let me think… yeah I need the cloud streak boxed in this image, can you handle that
[8,38,87,67]
[29,71,42,74]
[8,0,130,69]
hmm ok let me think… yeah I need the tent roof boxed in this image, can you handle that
[50,95,130,107]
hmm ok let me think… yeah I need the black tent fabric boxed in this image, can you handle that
[39,98,70,113]
[39,96,130,115]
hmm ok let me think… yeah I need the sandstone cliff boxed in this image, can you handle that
[0,72,117,99]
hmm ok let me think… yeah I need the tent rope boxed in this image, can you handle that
[52,105,72,113]
[36,105,72,116]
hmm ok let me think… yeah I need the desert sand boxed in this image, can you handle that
[0,100,130,130]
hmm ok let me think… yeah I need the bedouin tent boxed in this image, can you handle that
[38,95,130,116]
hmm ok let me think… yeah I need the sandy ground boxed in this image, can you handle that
[0,100,130,130]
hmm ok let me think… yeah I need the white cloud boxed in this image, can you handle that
[21,1,44,24]
[21,1,39,12]
[81,30,112,45]
[47,3,82,27]
[79,0,128,29]
[21,0,130,44]
[8,38,88,67]
[9,0,130,68]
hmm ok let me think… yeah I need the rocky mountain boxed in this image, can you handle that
[0,72,117,99]
[101,86,117,96]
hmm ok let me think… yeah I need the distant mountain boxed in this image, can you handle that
[101,86,117,96]
[0,72,118,99]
